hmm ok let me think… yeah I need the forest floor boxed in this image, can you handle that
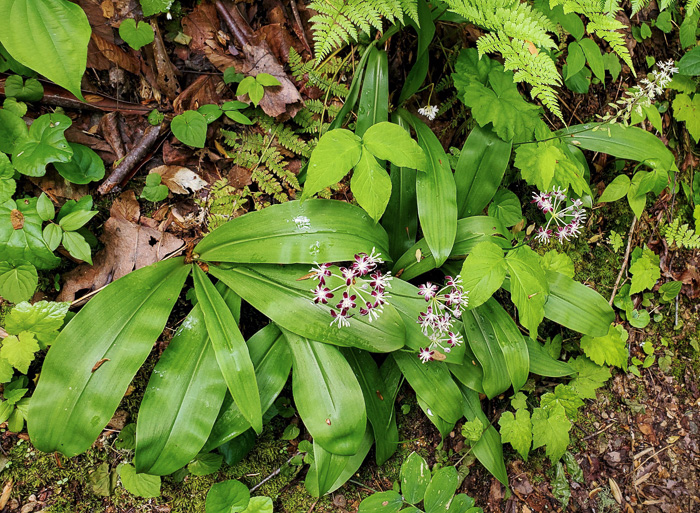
[1,1,699,512]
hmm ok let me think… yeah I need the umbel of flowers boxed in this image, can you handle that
[532,187,587,244]
[417,276,469,363]
[309,249,392,328]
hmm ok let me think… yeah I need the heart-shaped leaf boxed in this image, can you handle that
[0,109,28,154]
[54,143,105,184]
[4,75,43,102]
[118,19,154,50]
[205,480,250,513]
[171,110,207,148]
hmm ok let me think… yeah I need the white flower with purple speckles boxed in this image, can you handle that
[308,248,392,327]
[416,275,468,361]
[531,187,587,245]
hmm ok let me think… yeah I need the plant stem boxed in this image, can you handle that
[609,216,637,306]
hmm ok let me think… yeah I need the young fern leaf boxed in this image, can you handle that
[309,0,419,61]
[664,218,700,249]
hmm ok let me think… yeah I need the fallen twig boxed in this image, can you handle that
[97,123,163,196]
[249,454,297,493]
[609,216,638,306]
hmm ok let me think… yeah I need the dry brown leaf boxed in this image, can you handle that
[91,33,142,75]
[182,3,221,53]
[150,166,208,194]
[57,191,184,302]
[609,477,623,504]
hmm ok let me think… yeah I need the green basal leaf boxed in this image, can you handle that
[399,452,430,504]
[28,258,190,457]
[193,266,262,433]
[188,452,223,476]
[488,189,522,227]
[358,491,403,513]
[42,223,62,252]
[580,324,628,369]
[424,466,460,513]
[460,240,506,309]
[284,329,367,456]
[531,403,570,463]
[0,108,28,154]
[499,409,532,461]
[505,246,548,339]
[205,480,250,513]
[54,143,106,184]
[0,331,38,373]
[12,113,73,177]
[0,0,90,100]
[0,260,37,303]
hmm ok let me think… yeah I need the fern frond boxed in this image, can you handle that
[309,0,418,61]
[665,218,700,249]
[687,0,700,14]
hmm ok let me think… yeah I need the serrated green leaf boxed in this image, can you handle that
[678,46,700,76]
[629,247,660,294]
[488,189,522,227]
[117,463,161,498]
[0,0,90,100]
[12,113,73,177]
[0,358,14,383]
[0,331,38,373]
[514,142,561,191]
[580,325,628,369]
[301,129,362,200]
[0,261,37,303]
[541,250,574,278]
[672,93,700,143]
[540,384,584,421]
[5,300,69,340]
[531,403,570,463]
[499,409,532,461]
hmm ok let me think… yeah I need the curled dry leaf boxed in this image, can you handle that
[150,166,208,194]
[57,191,183,302]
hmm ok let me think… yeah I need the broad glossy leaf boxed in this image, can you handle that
[193,266,261,433]
[62,231,92,264]
[28,258,189,456]
[54,143,105,184]
[0,198,61,270]
[359,491,403,513]
[0,260,37,303]
[305,426,373,497]
[424,466,460,513]
[355,47,388,137]
[171,110,207,148]
[351,149,392,222]
[479,298,529,392]
[0,0,90,100]
[382,114,418,261]
[12,113,72,177]
[393,216,511,281]
[341,348,398,465]
[461,306,509,399]
[284,330,367,455]
[392,351,462,423]
[406,111,457,267]
[526,339,575,377]
[447,346,484,395]
[209,264,405,353]
[42,223,62,252]
[417,393,456,437]
[460,385,508,486]
[544,270,614,337]
[559,124,675,171]
[0,105,28,154]
[579,38,605,82]
[400,452,430,504]
[134,285,237,475]
[364,122,427,171]
[4,75,43,101]
[204,323,291,452]
[196,199,390,264]
[118,19,154,51]
[301,129,362,199]
[455,125,512,218]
